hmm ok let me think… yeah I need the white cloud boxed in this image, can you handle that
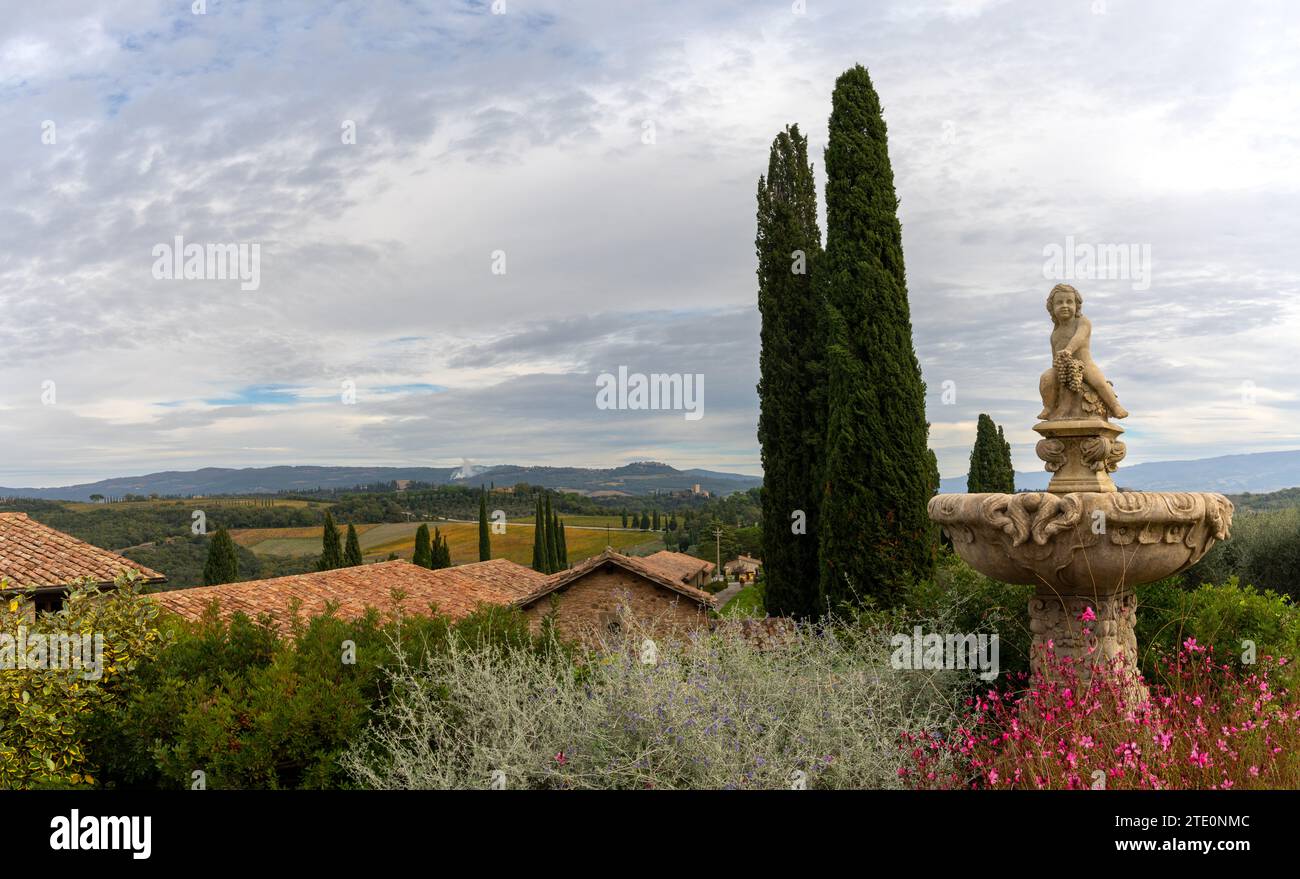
[1,0,1298,486]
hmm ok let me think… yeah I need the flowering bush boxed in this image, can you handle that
[903,639,1300,790]
[344,612,968,790]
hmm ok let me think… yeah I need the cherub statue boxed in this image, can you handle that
[1038,284,1128,421]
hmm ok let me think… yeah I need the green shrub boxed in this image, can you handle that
[903,551,1033,679]
[84,603,557,789]
[0,573,161,789]
[1185,508,1300,602]
[1137,576,1300,687]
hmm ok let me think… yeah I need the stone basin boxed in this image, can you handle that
[927,490,1233,591]
[929,490,1233,690]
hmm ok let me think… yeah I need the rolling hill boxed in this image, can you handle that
[938,449,1300,495]
[0,461,762,502]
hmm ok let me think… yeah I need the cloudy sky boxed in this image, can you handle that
[2,0,1298,487]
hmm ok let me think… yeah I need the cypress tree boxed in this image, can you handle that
[818,65,936,611]
[968,414,1014,493]
[343,524,363,567]
[756,123,825,619]
[997,425,1015,493]
[431,528,451,569]
[318,512,343,571]
[542,496,558,573]
[531,496,547,572]
[548,509,562,571]
[413,523,433,568]
[478,489,491,561]
[558,517,568,567]
[203,527,240,585]
[652,509,660,530]
[621,511,628,529]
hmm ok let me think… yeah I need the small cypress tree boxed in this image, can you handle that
[431,528,451,569]
[997,425,1016,493]
[548,509,563,571]
[318,512,343,571]
[531,496,547,572]
[478,489,491,561]
[413,523,433,568]
[203,527,240,585]
[558,518,568,567]
[621,511,628,529]
[967,414,1015,494]
[652,510,660,530]
[542,495,557,574]
[343,524,363,567]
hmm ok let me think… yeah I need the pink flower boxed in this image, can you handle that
[554,752,567,766]
[1079,606,1097,622]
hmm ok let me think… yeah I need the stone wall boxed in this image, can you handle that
[519,567,711,644]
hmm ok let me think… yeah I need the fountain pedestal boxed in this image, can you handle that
[1033,418,1125,494]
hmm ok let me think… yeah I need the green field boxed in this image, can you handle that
[230,520,661,566]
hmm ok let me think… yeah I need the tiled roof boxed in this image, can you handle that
[0,512,165,590]
[639,550,715,583]
[515,549,717,610]
[150,558,546,630]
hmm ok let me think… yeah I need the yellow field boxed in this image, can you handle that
[231,520,661,566]
[67,497,324,512]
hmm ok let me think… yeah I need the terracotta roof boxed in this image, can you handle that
[515,549,717,610]
[639,550,715,583]
[0,512,165,591]
[151,558,547,630]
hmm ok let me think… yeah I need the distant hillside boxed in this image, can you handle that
[0,461,762,502]
[939,449,1300,495]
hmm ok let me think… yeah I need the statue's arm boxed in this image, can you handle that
[1064,316,1091,355]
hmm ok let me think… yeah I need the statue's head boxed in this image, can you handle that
[1046,283,1082,324]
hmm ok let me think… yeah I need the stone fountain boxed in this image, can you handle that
[928,284,1234,692]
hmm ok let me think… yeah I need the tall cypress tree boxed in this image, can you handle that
[203,527,240,585]
[968,414,1014,493]
[818,65,936,611]
[344,524,363,567]
[478,489,491,561]
[413,523,433,568]
[318,512,343,571]
[558,517,568,567]
[756,123,825,619]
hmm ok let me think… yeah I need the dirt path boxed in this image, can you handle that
[712,581,745,608]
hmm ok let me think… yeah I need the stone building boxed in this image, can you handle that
[514,549,716,643]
